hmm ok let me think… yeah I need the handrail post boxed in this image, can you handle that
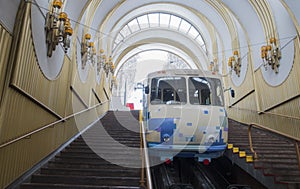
[248,125,257,159]
[294,141,300,171]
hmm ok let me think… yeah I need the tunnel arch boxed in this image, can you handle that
[114,43,198,76]
[111,28,208,71]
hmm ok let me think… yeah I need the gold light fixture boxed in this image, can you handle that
[261,37,281,73]
[81,33,96,69]
[103,56,115,76]
[97,49,105,72]
[45,0,73,57]
[111,76,117,88]
[228,50,241,77]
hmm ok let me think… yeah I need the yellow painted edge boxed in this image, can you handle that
[233,147,239,153]
[246,155,253,163]
[239,151,246,157]
[139,110,143,122]
[227,144,233,149]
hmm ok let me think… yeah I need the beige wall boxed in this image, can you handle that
[0,2,110,188]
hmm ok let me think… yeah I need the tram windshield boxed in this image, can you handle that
[188,77,224,106]
[150,76,224,106]
[150,77,187,104]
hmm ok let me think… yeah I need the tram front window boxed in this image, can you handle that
[150,77,187,104]
[189,77,224,106]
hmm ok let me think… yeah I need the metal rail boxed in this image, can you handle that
[139,110,153,189]
[248,123,300,170]
[0,100,109,149]
[11,84,63,120]
[70,85,89,108]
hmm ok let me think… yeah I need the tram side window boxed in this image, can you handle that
[189,77,211,105]
[150,88,162,103]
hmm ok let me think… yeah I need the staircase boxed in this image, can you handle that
[227,119,300,189]
[21,111,144,189]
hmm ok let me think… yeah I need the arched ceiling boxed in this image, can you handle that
[1,0,299,86]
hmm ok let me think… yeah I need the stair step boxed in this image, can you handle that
[59,151,140,158]
[276,175,300,183]
[229,142,294,148]
[48,160,140,169]
[20,111,144,188]
[254,162,298,170]
[70,142,140,147]
[55,154,141,163]
[263,168,300,176]
[255,158,297,164]
[254,149,296,155]
[31,174,140,186]
[21,183,142,189]
[229,136,285,141]
[76,136,140,141]
[41,167,140,177]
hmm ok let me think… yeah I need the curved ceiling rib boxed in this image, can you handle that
[112,12,207,54]
[111,28,208,70]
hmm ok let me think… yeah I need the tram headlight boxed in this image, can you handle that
[207,135,215,145]
[163,134,170,142]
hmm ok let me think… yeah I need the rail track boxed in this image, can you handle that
[151,157,261,189]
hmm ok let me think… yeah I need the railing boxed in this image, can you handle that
[139,110,153,189]
[248,123,300,170]
[0,100,109,149]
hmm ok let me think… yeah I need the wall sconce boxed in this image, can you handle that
[97,49,105,72]
[209,58,219,74]
[81,33,96,69]
[111,76,117,89]
[103,56,109,76]
[45,0,73,57]
[103,56,115,76]
[261,37,281,73]
[228,50,241,77]
[109,59,115,74]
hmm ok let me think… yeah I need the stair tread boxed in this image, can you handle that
[21,183,142,189]
[20,111,143,189]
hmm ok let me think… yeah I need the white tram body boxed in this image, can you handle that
[143,69,228,162]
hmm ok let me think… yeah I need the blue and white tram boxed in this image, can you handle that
[143,69,228,163]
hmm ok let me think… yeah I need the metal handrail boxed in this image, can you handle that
[0,100,110,149]
[139,110,153,189]
[11,84,63,120]
[248,123,300,170]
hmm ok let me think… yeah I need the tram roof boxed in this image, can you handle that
[147,69,222,79]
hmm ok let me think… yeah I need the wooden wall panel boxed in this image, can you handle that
[0,2,110,188]
[228,96,300,138]
[228,38,300,139]
[10,11,69,117]
[226,54,255,106]
[0,24,12,104]
[254,39,300,112]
